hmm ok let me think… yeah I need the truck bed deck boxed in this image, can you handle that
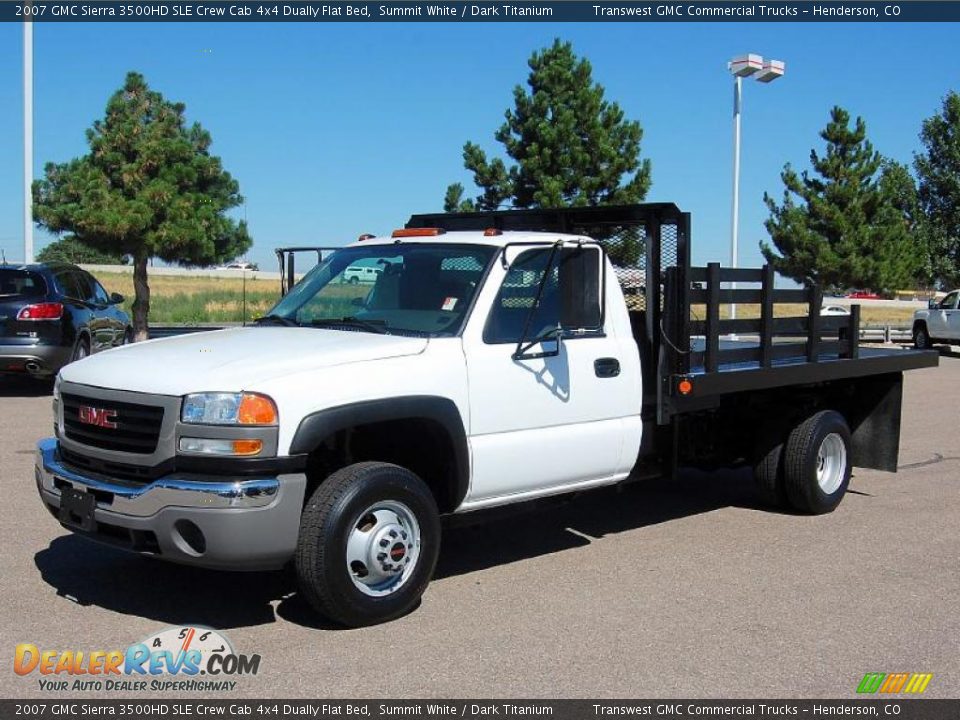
[684,340,938,396]
[655,261,940,419]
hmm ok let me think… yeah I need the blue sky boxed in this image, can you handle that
[0,21,957,270]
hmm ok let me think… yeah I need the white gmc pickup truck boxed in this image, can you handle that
[35,205,938,626]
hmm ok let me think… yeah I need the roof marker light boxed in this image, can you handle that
[391,228,446,238]
[483,228,503,236]
[358,233,375,242]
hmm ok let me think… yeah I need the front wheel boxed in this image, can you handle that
[913,324,933,349]
[783,410,852,514]
[295,462,440,627]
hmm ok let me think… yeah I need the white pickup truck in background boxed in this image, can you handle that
[34,204,938,627]
[913,289,960,348]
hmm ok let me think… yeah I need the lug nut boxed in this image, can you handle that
[389,529,398,539]
[379,538,389,547]
[377,552,386,561]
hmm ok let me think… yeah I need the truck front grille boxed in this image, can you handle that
[61,392,165,454]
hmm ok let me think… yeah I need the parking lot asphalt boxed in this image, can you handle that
[1,351,958,699]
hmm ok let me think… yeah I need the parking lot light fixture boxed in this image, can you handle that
[727,54,785,328]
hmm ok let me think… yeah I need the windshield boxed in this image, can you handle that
[0,269,47,299]
[264,244,496,336]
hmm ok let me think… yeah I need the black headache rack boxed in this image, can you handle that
[660,262,939,421]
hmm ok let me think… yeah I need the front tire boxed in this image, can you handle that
[913,323,933,349]
[783,410,852,514]
[295,462,440,627]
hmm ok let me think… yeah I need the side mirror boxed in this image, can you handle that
[110,292,125,305]
[928,299,938,310]
[513,324,563,361]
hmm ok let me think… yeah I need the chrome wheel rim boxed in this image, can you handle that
[816,433,847,495]
[346,500,421,597]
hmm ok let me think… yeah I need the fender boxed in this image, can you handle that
[289,396,469,509]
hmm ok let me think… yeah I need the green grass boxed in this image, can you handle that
[92,272,282,324]
[139,289,281,324]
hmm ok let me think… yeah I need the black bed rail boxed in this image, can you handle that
[664,262,861,378]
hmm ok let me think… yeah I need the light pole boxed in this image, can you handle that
[23,16,34,264]
[727,54,784,323]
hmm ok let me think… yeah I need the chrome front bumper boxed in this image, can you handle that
[36,437,279,517]
[35,437,307,571]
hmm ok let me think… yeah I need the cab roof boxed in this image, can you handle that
[347,229,591,249]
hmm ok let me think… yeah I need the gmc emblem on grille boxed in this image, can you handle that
[78,405,118,429]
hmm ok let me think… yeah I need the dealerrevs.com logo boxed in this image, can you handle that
[14,626,261,692]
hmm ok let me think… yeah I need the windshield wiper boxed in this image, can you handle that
[254,314,299,327]
[308,317,390,334]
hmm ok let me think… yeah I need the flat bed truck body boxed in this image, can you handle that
[33,203,938,626]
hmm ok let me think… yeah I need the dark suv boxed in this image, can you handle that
[0,262,132,378]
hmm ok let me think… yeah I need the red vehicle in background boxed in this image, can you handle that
[846,290,883,300]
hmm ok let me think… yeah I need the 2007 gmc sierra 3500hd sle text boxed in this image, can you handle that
[34,204,938,626]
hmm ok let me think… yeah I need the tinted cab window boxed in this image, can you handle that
[484,247,602,344]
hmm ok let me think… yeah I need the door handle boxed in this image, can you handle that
[594,357,620,378]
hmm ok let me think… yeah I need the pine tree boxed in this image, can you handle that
[37,236,125,265]
[762,106,920,293]
[33,72,251,339]
[444,39,651,212]
[915,91,960,288]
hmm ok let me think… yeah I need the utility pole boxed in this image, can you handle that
[23,18,34,263]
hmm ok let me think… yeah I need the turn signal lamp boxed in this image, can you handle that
[238,394,278,425]
[391,228,446,238]
[677,379,693,396]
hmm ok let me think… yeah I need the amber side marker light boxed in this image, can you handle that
[232,439,264,456]
[391,228,446,238]
[677,379,694,395]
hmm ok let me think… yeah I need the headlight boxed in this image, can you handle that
[52,374,62,435]
[181,392,278,425]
